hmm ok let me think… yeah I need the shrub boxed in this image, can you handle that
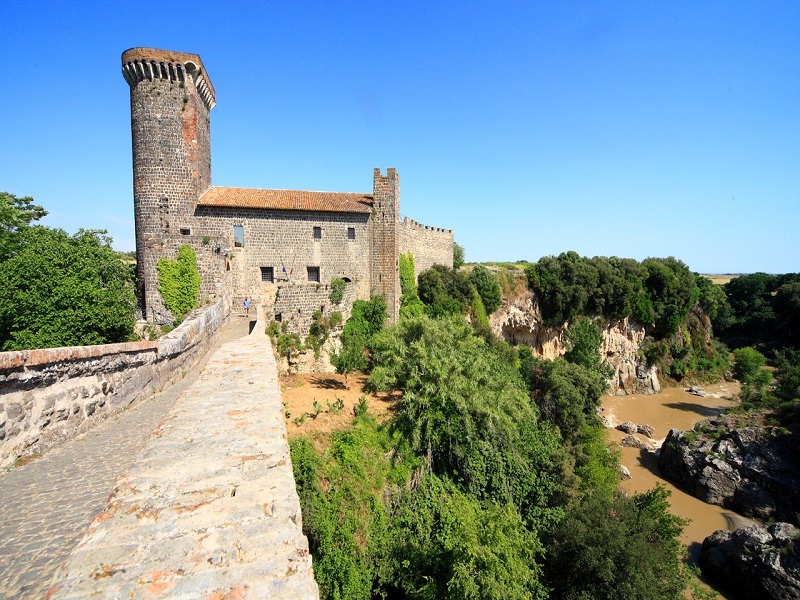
[329,277,346,304]
[732,347,767,384]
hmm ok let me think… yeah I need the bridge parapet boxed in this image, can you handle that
[0,294,231,468]
[48,322,319,598]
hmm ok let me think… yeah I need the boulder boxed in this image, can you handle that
[616,421,638,434]
[621,435,655,451]
[618,464,631,480]
[699,523,800,599]
[658,420,800,522]
[636,423,655,438]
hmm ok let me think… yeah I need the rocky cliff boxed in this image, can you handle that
[658,414,800,523]
[489,288,660,395]
[700,522,800,599]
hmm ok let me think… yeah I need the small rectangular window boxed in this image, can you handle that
[347,227,355,240]
[180,227,191,235]
[313,226,322,240]
[233,225,244,248]
[307,266,320,282]
[261,266,274,283]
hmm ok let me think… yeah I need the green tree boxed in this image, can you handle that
[331,294,388,382]
[331,336,367,388]
[418,264,474,317]
[0,191,47,260]
[469,265,502,314]
[453,241,465,269]
[732,347,768,386]
[563,316,612,378]
[157,245,201,323]
[525,357,607,442]
[370,315,565,528]
[387,473,547,600]
[545,486,687,600]
[0,227,136,350]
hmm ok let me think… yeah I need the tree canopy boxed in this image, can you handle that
[0,191,47,260]
[525,252,698,338]
[0,226,136,350]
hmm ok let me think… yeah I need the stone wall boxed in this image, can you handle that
[398,216,454,279]
[48,323,319,599]
[370,168,401,323]
[195,206,372,305]
[266,281,358,336]
[123,48,215,323]
[0,294,231,468]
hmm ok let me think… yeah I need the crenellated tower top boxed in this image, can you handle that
[122,47,216,110]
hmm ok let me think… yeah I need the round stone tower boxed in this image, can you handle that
[121,48,216,322]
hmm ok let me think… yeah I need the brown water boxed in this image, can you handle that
[602,382,753,596]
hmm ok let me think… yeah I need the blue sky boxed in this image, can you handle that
[1,1,798,273]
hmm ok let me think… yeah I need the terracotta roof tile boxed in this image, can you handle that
[197,186,374,213]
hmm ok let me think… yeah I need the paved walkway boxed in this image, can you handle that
[0,316,252,600]
[48,320,317,598]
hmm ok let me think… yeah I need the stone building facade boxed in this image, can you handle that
[122,47,453,326]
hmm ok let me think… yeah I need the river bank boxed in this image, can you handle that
[602,382,750,596]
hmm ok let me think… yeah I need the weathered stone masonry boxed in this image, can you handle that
[0,293,230,468]
[123,47,453,327]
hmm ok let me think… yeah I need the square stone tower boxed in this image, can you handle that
[370,168,400,324]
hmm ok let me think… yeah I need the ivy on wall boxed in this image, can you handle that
[157,245,201,324]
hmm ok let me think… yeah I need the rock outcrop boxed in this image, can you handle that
[489,286,660,395]
[658,417,800,522]
[699,523,800,599]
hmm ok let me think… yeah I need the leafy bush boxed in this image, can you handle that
[732,347,768,385]
[331,295,387,386]
[329,277,346,304]
[524,356,607,442]
[386,472,548,600]
[290,418,412,600]
[157,245,201,323]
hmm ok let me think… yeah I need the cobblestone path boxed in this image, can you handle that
[0,316,252,600]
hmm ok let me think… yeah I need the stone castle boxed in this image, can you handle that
[121,47,453,328]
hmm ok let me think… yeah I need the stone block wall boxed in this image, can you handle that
[195,207,372,305]
[123,48,215,323]
[370,168,400,323]
[398,216,454,279]
[267,282,358,336]
[0,294,230,468]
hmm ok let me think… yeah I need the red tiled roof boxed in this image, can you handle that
[197,187,374,213]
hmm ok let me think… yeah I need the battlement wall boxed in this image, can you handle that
[0,293,231,468]
[398,216,454,279]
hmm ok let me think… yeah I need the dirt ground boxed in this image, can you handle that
[280,371,400,447]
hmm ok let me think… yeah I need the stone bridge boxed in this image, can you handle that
[0,301,319,599]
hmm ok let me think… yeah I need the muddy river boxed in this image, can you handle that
[602,382,750,596]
